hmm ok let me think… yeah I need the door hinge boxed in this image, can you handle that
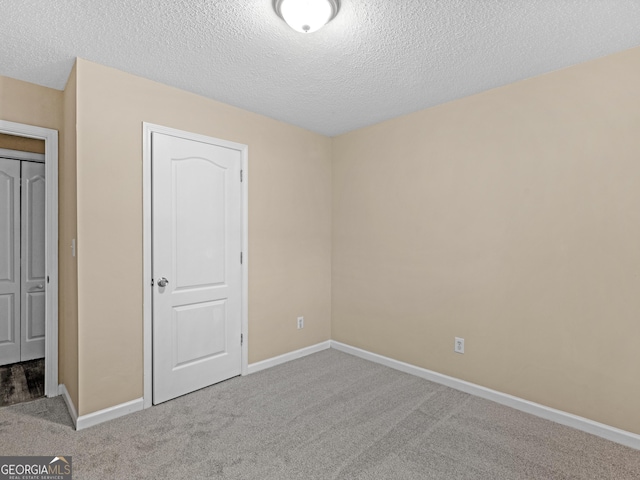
[47,276,50,284]
[151,278,154,287]
[240,252,243,264]
[241,333,243,346]
[240,169,243,182]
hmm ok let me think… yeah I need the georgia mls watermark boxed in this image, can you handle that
[0,457,72,480]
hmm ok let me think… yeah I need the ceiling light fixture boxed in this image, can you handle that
[274,0,340,33]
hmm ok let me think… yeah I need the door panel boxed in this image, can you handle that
[26,292,46,338]
[153,132,242,404]
[174,158,227,289]
[21,161,46,361]
[0,159,20,366]
[0,294,16,346]
[173,300,227,367]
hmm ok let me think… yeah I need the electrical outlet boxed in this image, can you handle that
[297,316,304,329]
[454,337,465,354]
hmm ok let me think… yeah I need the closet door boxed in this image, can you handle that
[0,158,21,366]
[20,161,46,361]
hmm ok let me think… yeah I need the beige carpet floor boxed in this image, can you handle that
[1,349,639,479]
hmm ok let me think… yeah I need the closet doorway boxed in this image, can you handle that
[0,152,46,365]
[0,120,58,400]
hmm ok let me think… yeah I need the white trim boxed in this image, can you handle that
[240,149,249,376]
[0,148,45,163]
[142,124,153,409]
[247,341,331,374]
[76,398,144,431]
[0,120,58,398]
[58,384,78,428]
[142,122,249,408]
[330,341,640,450]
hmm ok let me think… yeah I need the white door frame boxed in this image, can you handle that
[142,122,249,409]
[0,119,59,397]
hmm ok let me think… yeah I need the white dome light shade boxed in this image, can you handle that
[274,0,340,33]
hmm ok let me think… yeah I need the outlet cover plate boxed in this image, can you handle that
[455,337,465,354]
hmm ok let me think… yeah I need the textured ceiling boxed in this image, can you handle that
[1,0,640,136]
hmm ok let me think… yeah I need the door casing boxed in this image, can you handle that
[0,120,59,397]
[142,122,249,409]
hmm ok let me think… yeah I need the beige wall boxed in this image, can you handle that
[0,75,62,130]
[3,46,638,435]
[74,59,332,415]
[0,133,44,153]
[332,47,640,434]
[59,64,79,409]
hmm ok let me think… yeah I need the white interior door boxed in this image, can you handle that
[0,158,20,366]
[152,132,242,405]
[20,161,46,361]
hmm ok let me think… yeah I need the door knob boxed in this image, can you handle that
[157,277,169,287]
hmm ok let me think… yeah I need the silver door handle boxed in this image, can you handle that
[157,277,169,287]
[29,284,45,292]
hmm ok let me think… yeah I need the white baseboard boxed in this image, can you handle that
[247,340,331,375]
[60,340,639,449]
[59,384,143,430]
[330,341,640,451]
[74,397,144,431]
[58,384,78,428]
[59,342,330,430]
